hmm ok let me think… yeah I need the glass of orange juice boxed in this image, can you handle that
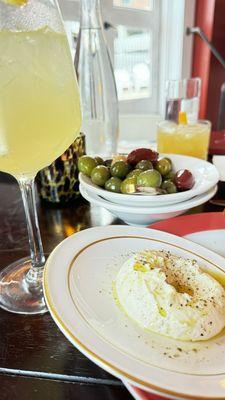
[157,119,211,160]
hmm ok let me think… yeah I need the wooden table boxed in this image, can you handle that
[0,174,222,400]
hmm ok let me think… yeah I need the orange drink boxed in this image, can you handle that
[157,120,211,160]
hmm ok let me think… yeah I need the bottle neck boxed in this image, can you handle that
[80,0,103,29]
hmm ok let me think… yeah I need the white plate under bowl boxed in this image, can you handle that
[80,184,217,226]
[79,154,219,207]
[44,225,225,399]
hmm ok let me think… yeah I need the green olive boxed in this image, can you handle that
[155,158,172,176]
[163,171,176,181]
[121,177,137,194]
[78,156,98,177]
[164,157,172,165]
[91,165,110,186]
[94,156,104,165]
[136,160,153,171]
[161,180,177,194]
[137,170,162,188]
[105,177,122,193]
[110,161,131,179]
[126,169,142,179]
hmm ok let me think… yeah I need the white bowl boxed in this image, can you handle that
[79,154,219,207]
[80,184,217,226]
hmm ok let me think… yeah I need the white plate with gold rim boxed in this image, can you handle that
[44,225,225,399]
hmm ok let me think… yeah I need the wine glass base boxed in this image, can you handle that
[0,257,48,315]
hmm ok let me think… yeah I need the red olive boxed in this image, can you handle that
[174,169,195,191]
[127,148,158,166]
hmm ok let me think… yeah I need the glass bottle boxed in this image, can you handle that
[75,0,119,157]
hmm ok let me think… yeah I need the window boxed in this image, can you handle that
[112,1,155,108]
[103,1,160,115]
[113,0,152,11]
[59,0,195,141]
[60,0,160,114]
[114,26,151,101]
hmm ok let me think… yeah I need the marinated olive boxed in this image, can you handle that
[110,161,130,179]
[121,177,137,194]
[156,158,172,176]
[91,165,110,186]
[164,157,172,165]
[105,177,122,193]
[136,160,153,171]
[126,169,142,179]
[112,154,127,164]
[163,171,176,181]
[127,148,158,165]
[161,180,177,194]
[174,169,195,191]
[95,156,104,165]
[78,156,98,177]
[137,170,162,188]
[104,159,113,168]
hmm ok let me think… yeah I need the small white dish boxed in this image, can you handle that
[44,225,225,399]
[79,154,219,207]
[80,184,217,226]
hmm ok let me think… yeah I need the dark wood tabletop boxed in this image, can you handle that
[0,173,223,400]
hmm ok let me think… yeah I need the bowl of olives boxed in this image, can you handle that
[78,148,219,207]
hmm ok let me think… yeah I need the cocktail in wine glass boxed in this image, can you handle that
[0,0,81,314]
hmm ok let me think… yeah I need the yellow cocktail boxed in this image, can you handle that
[0,0,82,315]
[0,28,81,178]
[157,120,211,160]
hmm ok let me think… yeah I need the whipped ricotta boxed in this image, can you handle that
[115,250,225,341]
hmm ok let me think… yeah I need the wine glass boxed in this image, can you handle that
[165,78,201,123]
[0,0,81,314]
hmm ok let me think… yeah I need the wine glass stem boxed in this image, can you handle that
[18,177,45,283]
